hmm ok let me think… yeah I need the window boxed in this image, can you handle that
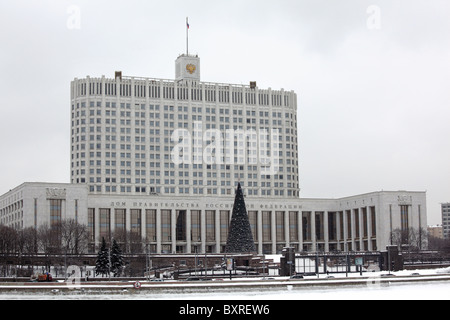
[176,210,187,241]
[206,210,215,241]
[289,212,298,242]
[130,209,141,237]
[328,212,337,241]
[146,209,157,242]
[276,211,285,242]
[248,211,258,242]
[49,199,62,228]
[400,205,409,232]
[191,210,201,242]
[262,211,271,242]
[302,212,311,241]
[362,207,368,238]
[161,210,171,242]
[99,208,110,240]
[115,209,126,234]
[220,210,230,242]
[354,209,360,238]
[315,212,324,241]
[370,207,376,237]
[346,210,352,240]
[87,208,95,249]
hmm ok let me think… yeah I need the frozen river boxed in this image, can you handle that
[2,267,450,300]
[1,278,449,300]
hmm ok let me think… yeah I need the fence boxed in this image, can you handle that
[292,252,383,275]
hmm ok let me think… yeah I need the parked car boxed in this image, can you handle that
[185,277,201,281]
[31,273,53,282]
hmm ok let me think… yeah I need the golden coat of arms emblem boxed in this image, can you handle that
[186,64,196,74]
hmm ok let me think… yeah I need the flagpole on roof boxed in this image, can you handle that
[186,17,189,56]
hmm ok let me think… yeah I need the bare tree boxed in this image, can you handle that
[60,219,89,255]
[111,229,127,251]
[111,230,144,254]
[37,224,61,256]
[390,227,428,251]
[128,231,144,254]
[16,227,38,255]
[0,225,18,254]
[428,235,450,252]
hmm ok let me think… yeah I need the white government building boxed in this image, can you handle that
[0,53,427,255]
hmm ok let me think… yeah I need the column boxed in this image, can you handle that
[343,211,348,252]
[418,205,423,250]
[298,211,303,251]
[257,210,263,255]
[125,208,131,232]
[94,208,100,248]
[311,211,316,252]
[141,209,146,246]
[324,212,329,253]
[271,210,276,254]
[359,209,364,251]
[110,208,116,234]
[61,199,66,221]
[284,210,290,248]
[336,212,341,250]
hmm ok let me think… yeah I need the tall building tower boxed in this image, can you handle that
[442,203,450,239]
[70,54,299,198]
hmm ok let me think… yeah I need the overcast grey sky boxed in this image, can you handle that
[1,0,449,225]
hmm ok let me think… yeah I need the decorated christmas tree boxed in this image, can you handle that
[225,183,256,253]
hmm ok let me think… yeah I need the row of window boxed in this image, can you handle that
[74,165,298,176]
[74,80,294,108]
[88,209,375,246]
[87,184,299,196]
[73,102,296,118]
[73,101,296,118]
[74,114,296,128]
[0,210,23,226]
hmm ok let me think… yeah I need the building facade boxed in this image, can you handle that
[0,183,427,254]
[0,53,428,254]
[428,225,443,239]
[442,203,450,239]
[0,183,88,231]
[70,54,299,199]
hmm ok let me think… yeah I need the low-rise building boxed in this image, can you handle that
[0,183,427,254]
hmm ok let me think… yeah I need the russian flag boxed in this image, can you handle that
[186,18,190,29]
